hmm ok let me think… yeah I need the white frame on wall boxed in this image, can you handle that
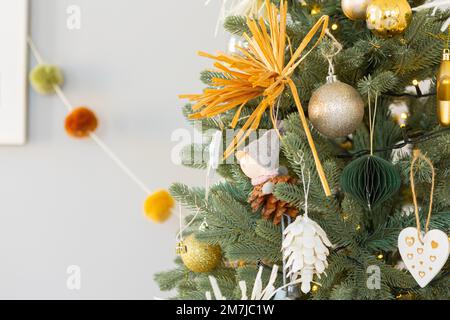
[0,0,28,145]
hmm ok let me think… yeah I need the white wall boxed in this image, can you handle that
[0,0,226,299]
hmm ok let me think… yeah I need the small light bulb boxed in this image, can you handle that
[356,224,361,231]
[399,112,408,128]
[412,79,419,86]
[312,285,319,292]
[377,254,384,260]
[331,23,338,31]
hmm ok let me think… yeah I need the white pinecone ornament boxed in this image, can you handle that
[282,215,332,294]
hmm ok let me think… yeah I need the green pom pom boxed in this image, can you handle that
[29,64,64,94]
[340,155,401,210]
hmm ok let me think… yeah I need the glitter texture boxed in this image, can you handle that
[308,81,364,139]
[181,234,222,273]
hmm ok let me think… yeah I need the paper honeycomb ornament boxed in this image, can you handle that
[340,155,401,210]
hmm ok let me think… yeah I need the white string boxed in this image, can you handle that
[368,91,379,156]
[53,85,74,112]
[371,94,379,151]
[323,29,343,77]
[89,132,151,195]
[175,133,219,242]
[179,205,183,240]
[297,154,311,218]
[176,208,202,242]
[27,36,151,196]
[303,170,311,218]
[27,37,44,65]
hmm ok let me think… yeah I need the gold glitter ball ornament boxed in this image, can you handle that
[366,0,412,38]
[308,76,364,139]
[341,0,370,21]
[180,234,222,273]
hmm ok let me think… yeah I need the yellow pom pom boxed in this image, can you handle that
[144,190,174,223]
[29,64,64,94]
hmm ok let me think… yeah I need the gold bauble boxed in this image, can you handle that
[180,234,222,273]
[341,0,370,20]
[366,0,412,37]
[308,76,364,139]
[437,49,450,127]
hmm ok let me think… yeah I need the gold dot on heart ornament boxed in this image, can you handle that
[398,227,449,288]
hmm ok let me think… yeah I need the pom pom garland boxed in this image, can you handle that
[27,37,169,223]
[29,64,64,95]
[65,107,99,138]
[144,190,175,223]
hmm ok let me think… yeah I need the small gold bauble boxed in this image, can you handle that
[366,0,412,37]
[180,234,222,273]
[341,0,370,21]
[437,49,450,127]
[308,76,364,139]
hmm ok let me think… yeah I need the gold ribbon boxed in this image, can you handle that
[181,1,331,196]
[410,150,435,243]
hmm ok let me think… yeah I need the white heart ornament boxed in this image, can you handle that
[398,227,449,288]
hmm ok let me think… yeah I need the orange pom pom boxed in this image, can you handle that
[65,107,98,138]
[144,190,175,223]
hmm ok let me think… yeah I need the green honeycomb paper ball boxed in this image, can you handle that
[29,64,64,94]
[340,155,401,210]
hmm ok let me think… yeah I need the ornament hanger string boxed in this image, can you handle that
[367,91,379,156]
[293,152,311,218]
[323,29,343,77]
[27,37,151,196]
[301,162,311,219]
[410,150,435,243]
[175,134,219,242]
[176,207,202,242]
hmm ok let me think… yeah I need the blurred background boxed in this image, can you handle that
[0,0,226,299]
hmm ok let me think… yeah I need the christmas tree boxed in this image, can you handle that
[155,0,450,300]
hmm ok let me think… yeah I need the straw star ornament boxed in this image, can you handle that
[180,0,331,196]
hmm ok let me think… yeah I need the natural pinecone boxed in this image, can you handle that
[248,176,299,225]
